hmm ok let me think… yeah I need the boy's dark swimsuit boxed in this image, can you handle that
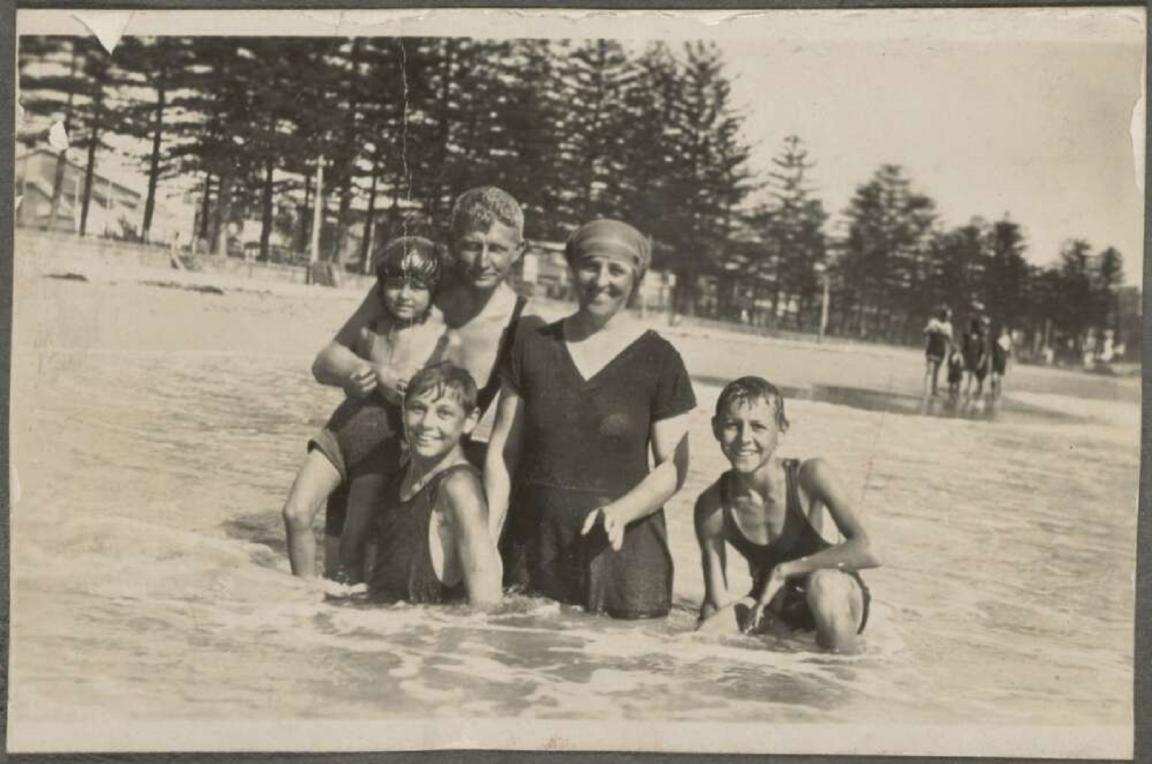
[720,458,870,634]
[312,296,529,538]
[368,463,481,604]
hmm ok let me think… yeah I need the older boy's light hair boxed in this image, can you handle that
[405,362,479,413]
[714,376,790,432]
[449,186,525,242]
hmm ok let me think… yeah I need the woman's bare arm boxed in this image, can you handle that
[694,486,730,621]
[580,413,691,551]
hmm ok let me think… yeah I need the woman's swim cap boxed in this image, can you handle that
[564,219,652,279]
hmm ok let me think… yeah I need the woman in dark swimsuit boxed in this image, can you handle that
[485,219,696,619]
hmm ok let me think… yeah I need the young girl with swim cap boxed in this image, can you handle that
[282,236,449,581]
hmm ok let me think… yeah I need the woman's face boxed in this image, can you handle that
[571,255,636,320]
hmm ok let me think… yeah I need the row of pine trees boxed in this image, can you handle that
[17,35,1129,352]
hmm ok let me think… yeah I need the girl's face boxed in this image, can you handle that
[380,278,432,322]
[571,255,637,320]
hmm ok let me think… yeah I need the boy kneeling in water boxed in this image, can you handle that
[342,362,502,606]
[694,377,880,652]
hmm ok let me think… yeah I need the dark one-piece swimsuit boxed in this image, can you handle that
[721,459,870,634]
[499,323,697,619]
[367,463,480,604]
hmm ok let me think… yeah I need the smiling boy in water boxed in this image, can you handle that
[694,377,881,653]
[343,362,503,607]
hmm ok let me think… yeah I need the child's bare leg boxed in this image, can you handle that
[282,450,343,578]
[806,570,865,653]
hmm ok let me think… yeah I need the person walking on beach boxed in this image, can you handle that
[306,187,539,575]
[922,305,953,397]
[485,219,695,619]
[990,325,1012,399]
[282,237,448,580]
[694,377,880,653]
[962,316,991,398]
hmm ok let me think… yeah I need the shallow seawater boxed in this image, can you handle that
[9,342,1137,729]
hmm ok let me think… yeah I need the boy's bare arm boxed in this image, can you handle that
[748,459,881,621]
[694,485,729,622]
[787,458,881,576]
[443,470,503,607]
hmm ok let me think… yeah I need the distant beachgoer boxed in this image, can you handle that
[348,363,502,606]
[694,377,880,653]
[282,237,448,580]
[990,326,1013,398]
[962,316,991,397]
[485,219,695,619]
[946,345,965,402]
[922,306,953,396]
[311,187,540,544]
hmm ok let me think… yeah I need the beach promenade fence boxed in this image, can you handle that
[14,229,377,292]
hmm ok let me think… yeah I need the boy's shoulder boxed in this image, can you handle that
[694,472,728,514]
[438,463,484,504]
[796,457,836,492]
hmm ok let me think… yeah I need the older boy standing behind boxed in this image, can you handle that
[694,377,880,653]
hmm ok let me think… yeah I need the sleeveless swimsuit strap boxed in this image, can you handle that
[475,295,528,418]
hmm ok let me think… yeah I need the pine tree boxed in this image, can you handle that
[660,42,753,313]
[838,165,936,340]
[757,135,828,328]
[982,216,1030,331]
[114,37,196,241]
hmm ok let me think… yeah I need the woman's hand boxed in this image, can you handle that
[580,502,629,551]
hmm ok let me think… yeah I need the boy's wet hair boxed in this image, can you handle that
[714,376,790,432]
[449,186,525,242]
[373,236,442,290]
[405,362,479,413]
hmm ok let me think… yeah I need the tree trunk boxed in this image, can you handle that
[258,159,274,261]
[334,175,352,264]
[141,78,166,242]
[198,173,213,241]
[298,173,313,253]
[360,154,380,274]
[78,117,100,237]
[211,172,233,256]
[433,39,456,221]
[44,39,78,231]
